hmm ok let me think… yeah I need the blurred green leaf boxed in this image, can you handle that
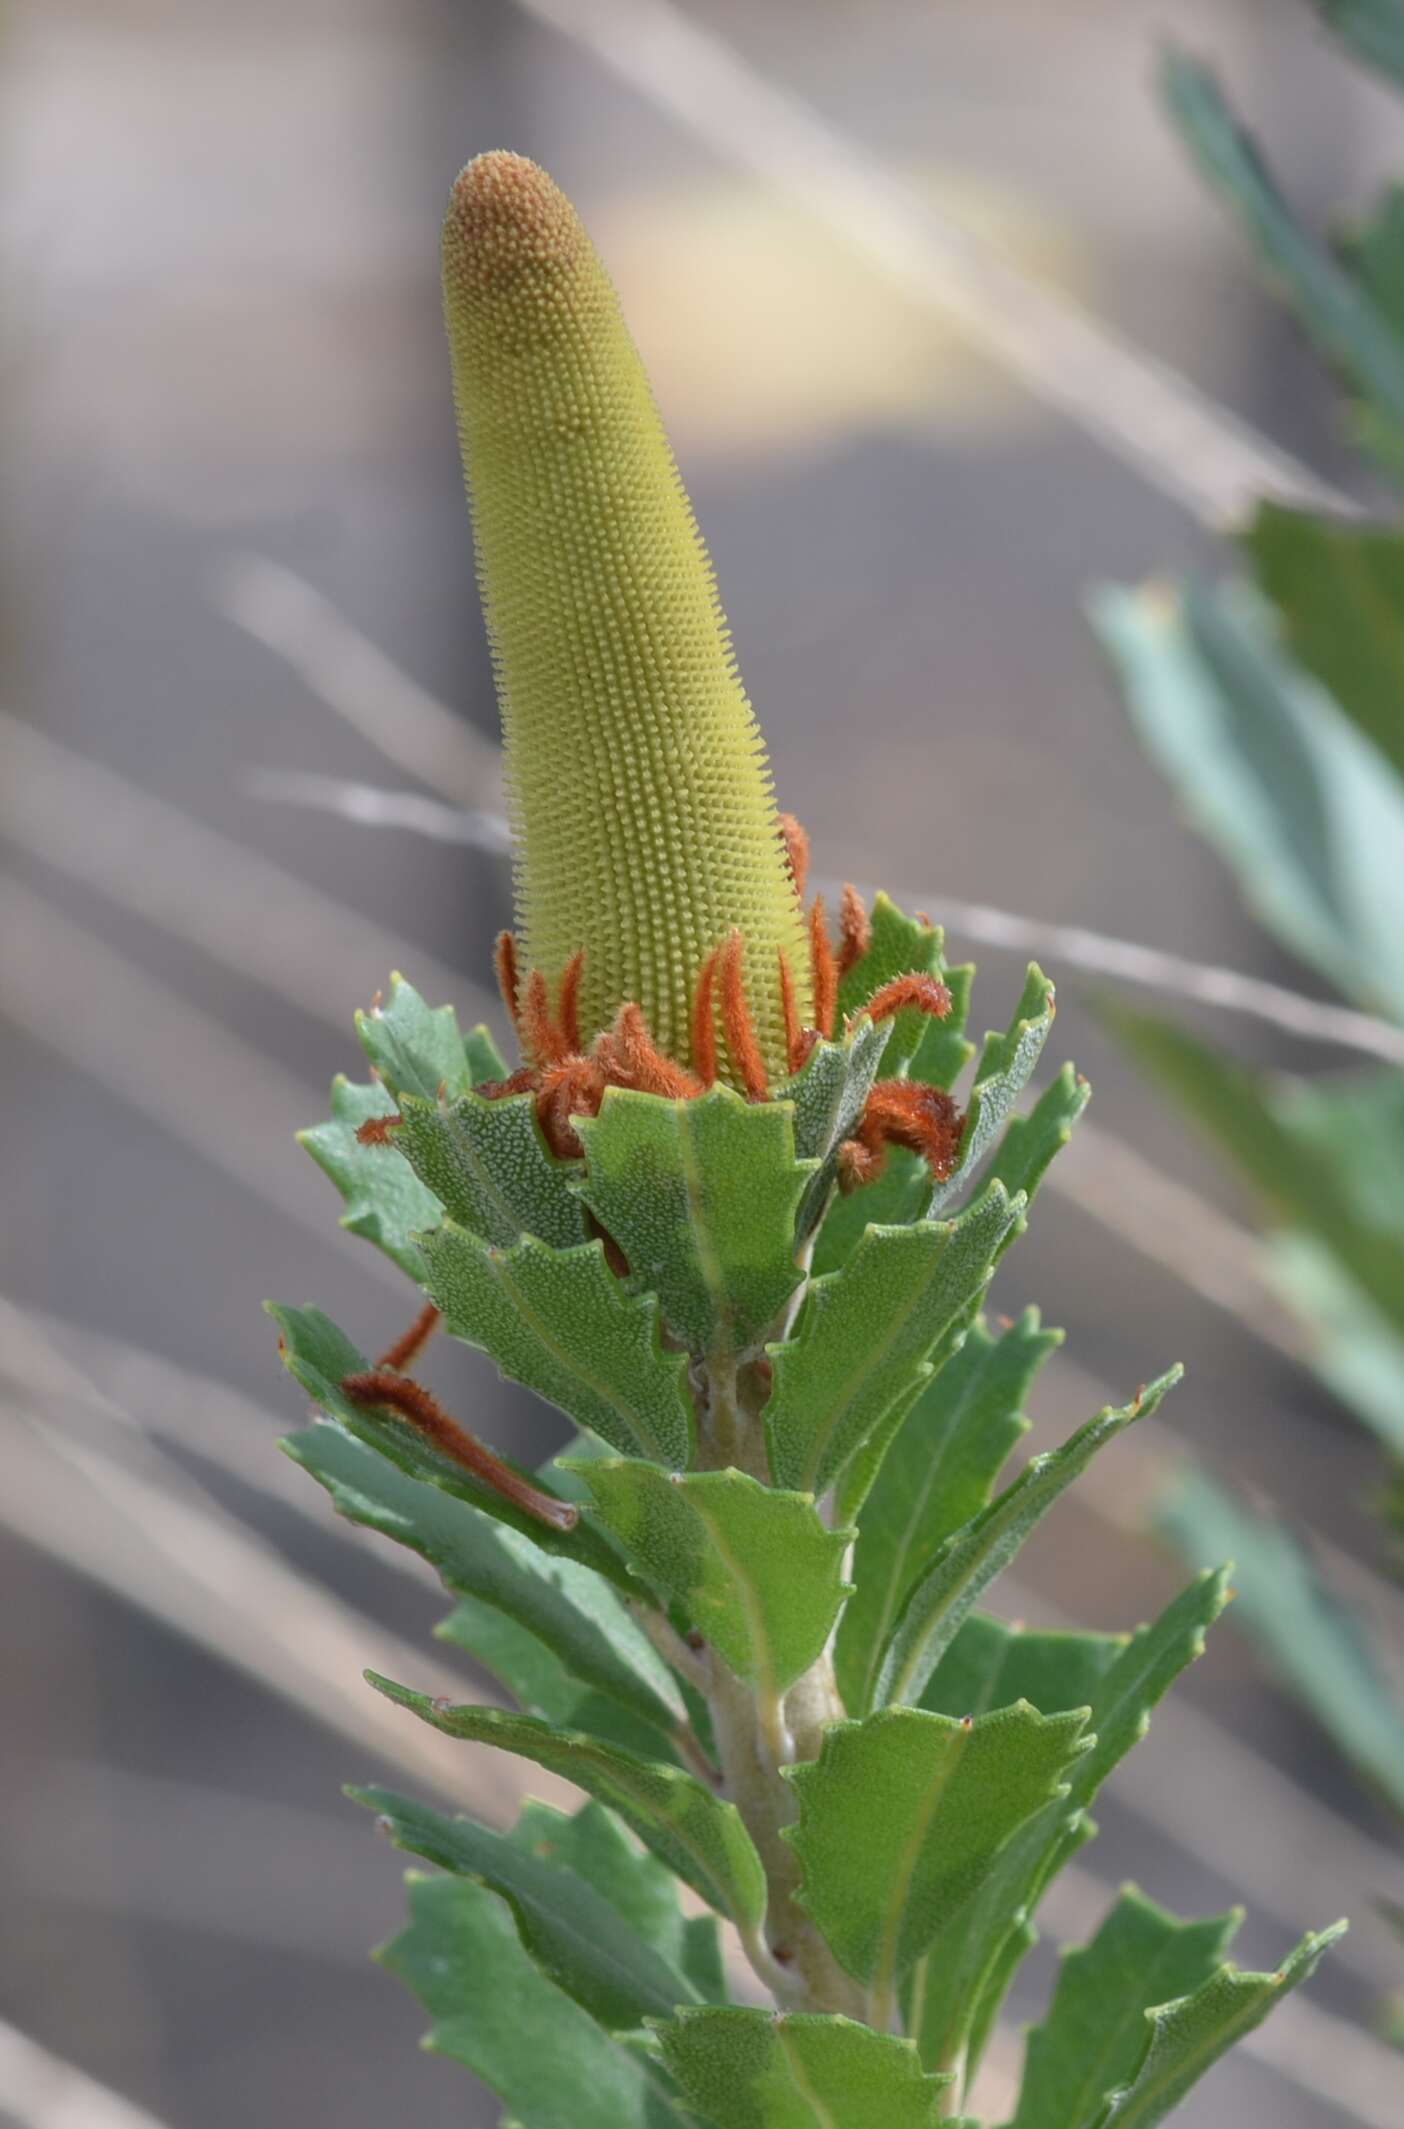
[573,1087,814,1355]
[1004,1887,1240,2129]
[871,1371,1182,1711]
[1098,1922,1347,2127]
[1159,45,1404,467]
[273,1301,624,1580]
[380,1873,685,2126]
[763,1184,1023,1498]
[785,1703,1089,1990]
[1161,1465,1404,1815]
[656,2008,950,2128]
[1269,1230,1404,1453]
[368,1680,768,1927]
[299,1075,441,1279]
[928,966,1056,1214]
[1093,577,1404,1017]
[394,1089,587,1250]
[570,1462,851,1696]
[1244,503,1404,791]
[835,1312,1057,1716]
[355,1786,701,2029]
[421,1223,695,1466]
[1308,0,1404,89]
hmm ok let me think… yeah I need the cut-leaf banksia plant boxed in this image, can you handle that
[274,151,1344,2126]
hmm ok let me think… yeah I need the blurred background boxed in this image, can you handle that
[3,0,1403,2123]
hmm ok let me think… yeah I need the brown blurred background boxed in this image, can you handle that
[2,2,1402,2124]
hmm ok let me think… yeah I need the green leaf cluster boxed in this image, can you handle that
[273,909,1338,2126]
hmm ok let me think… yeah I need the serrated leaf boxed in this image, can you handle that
[1160,46,1404,467]
[777,1019,892,1241]
[465,1022,509,1084]
[927,966,1056,1215]
[353,1786,698,2030]
[764,1185,1024,1498]
[872,1370,1182,1711]
[983,1065,1090,1246]
[1309,0,1404,92]
[355,971,478,1103]
[836,1313,1059,1715]
[922,1613,1125,1728]
[272,1301,624,1582]
[573,1086,815,1355]
[656,2008,949,2128]
[836,893,949,1074]
[436,1597,681,1763]
[1004,1888,1241,2129]
[811,1148,930,1278]
[784,1702,1089,1992]
[421,1222,695,1467]
[369,1681,767,1928]
[571,1461,851,1696]
[510,1799,725,2005]
[1097,1922,1347,2129]
[908,962,976,1092]
[1161,1466,1404,1814]
[299,1075,442,1279]
[283,1393,682,1735]
[394,1089,587,1250]
[907,1569,1233,2082]
[1093,577,1404,1018]
[1244,502,1404,789]
[380,1872,685,2127]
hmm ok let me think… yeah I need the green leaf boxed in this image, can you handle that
[811,1149,930,1278]
[380,1872,685,2127]
[1308,0,1404,91]
[368,1681,768,1928]
[1093,577,1404,1018]
[1244,503,1404,790]
[570,1461,851,1696]
[272,1302,624,1581]
[784,1702,1089,1993]
[928,967,1056,1215]
[573,1086,815,1355]
[872,1370,1182,1711]
[983,1066,1090,1246]
[656,2008,950,2128]
[764,1185,1025,1498]
[921,1613,1125,1727]
[908,962,976,1093]
[299,1075,442,1279]
[1097,1922,1348,2128]
[465,1022,509,1084]
[355,971,479,1103]
[1161,1466,1404,1814]
[1109,1015,1404,1344]
[421,1222,695,1467]
[393,1089,587,1250]
[836,1313,1060,1716]
[1269,1229,1404,1453]
[436,1597,681,1763]
[836,893,949,1075]
[353,1786,699,2030]
[776,1018,891,1241]
[1004,1888,1241,2129]
[510,1799,725,2005]
[283,1395,683,1736]
[907,1569,1232,2082]
[1159,46,1404,465]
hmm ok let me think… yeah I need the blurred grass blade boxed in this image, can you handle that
[1308,0,1404,89]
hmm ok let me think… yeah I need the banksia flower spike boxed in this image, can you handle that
[443,152,811,1080]
[279,147,1345,2129]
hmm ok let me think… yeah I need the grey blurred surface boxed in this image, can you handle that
[2,1,1401,2124]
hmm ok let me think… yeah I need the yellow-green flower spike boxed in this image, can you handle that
[442,151,812,1081]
